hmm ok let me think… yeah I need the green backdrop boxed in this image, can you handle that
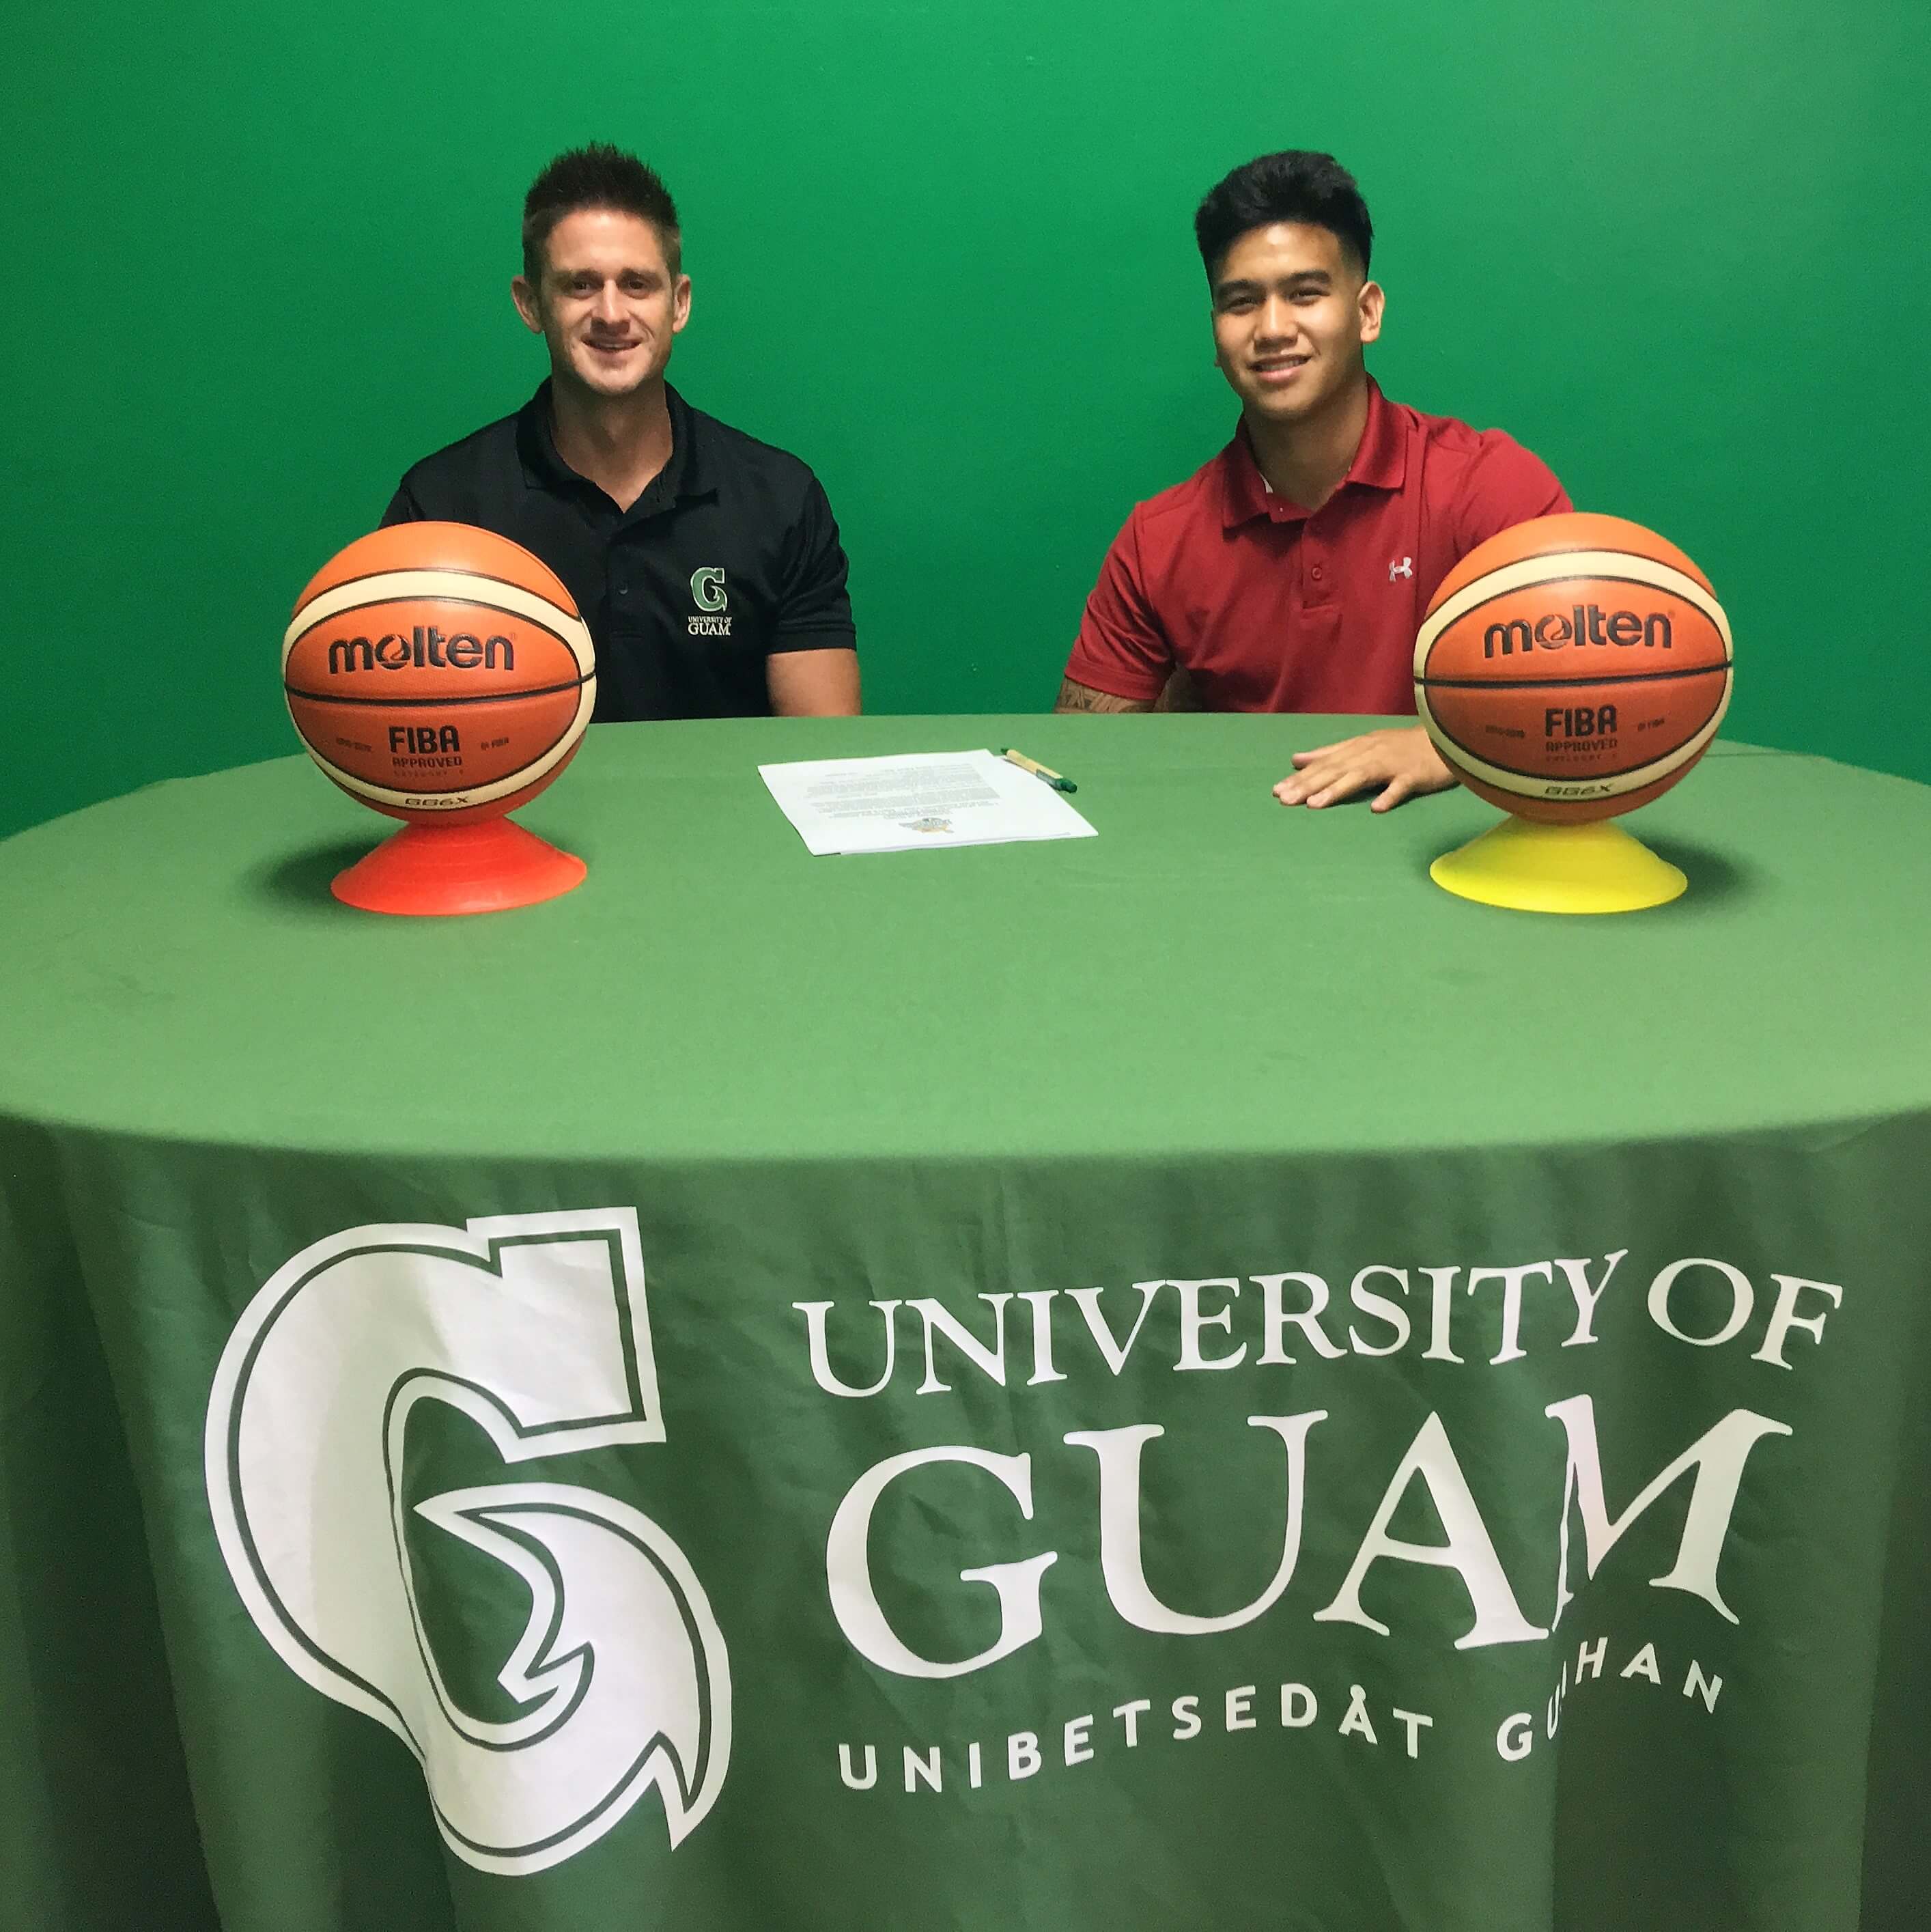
[3,0,1927,841]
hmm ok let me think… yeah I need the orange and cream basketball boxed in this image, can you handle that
[283,523,596,824]
[1413,513,1732,824]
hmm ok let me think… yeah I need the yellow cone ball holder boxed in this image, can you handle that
[1429,815,1687,914]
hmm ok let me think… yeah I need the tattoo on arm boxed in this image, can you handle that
[1054,677,1157,715]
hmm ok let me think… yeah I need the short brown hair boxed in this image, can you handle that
[522,143,681,282]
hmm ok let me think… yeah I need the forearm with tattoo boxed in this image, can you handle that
[1054,677,1157,714]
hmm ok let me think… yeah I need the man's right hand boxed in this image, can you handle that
[1273,725,1456,813]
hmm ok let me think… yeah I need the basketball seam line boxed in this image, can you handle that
[330,755,568,795]
[298,559,574,606]
[1419,662,1732,692]
[1416,686,1730,796]
[1414,553,1732,664]
[1420,574,1728,661]
[285,677,593,708]
[289,597,574,648]
[283,572,594,680]
[1424,689,1729,782]
[297,683,595,807]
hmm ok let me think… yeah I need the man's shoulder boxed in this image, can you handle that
[1384,391,1554,479]
[393,406,527,508]
[680,395,826,503]
[1379,388,1570,542]
[1122,446,1235,536]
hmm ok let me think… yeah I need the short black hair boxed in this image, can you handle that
[522,143,681,283]
[1194,152,1373,284]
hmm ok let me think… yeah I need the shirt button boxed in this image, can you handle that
[1310,564,1326,582]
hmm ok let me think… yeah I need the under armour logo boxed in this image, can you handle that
[1389,557,1413,581]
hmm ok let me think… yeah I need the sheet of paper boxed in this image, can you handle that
[758,750,1097,855]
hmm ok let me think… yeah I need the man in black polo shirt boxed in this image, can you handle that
[383,145,860,722]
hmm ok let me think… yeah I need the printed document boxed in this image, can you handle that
[759,750,1097,856]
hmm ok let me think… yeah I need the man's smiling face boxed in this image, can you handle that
[1209,221,1382,428]
[513,208,690,402]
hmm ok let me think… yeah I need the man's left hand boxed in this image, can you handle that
[1273,726,1456,813]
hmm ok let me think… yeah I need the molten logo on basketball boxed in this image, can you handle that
[326,627,517,675]
[284,525,597,826]
[1412,513,1734,824]
[1483,608,1674,658]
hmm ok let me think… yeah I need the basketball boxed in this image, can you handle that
[1413,512,1732,824]
[283,523,597,824]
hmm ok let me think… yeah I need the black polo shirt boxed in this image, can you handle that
[382,382,856,721]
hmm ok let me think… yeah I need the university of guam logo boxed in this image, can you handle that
[688,568,731,636]
[203,1209,729,1876]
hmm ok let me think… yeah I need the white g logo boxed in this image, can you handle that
[204,1209,730,1876]
[690,567,729,613]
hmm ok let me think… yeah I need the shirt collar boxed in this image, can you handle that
[1220,376,1407,528]
[515,379,710,507]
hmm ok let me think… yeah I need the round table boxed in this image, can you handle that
[4,717,1928,1932]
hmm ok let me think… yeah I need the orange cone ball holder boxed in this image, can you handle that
[331,816,586,916]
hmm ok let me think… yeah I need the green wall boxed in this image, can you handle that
[5,1,1928,839]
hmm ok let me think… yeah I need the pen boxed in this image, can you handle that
[996,748,1077,794]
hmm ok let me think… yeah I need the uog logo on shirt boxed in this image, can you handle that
[203,1209,730,1877]
[689,567,732,636]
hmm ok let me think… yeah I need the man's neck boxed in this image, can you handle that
[548,374,674,512]
[1245,375,1371,514]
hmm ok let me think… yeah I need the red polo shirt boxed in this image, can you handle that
[1065,380,1570,712]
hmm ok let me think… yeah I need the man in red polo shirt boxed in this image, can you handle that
[1056,150,1569,811]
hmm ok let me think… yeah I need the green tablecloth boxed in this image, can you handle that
[3,716,1928,1932]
